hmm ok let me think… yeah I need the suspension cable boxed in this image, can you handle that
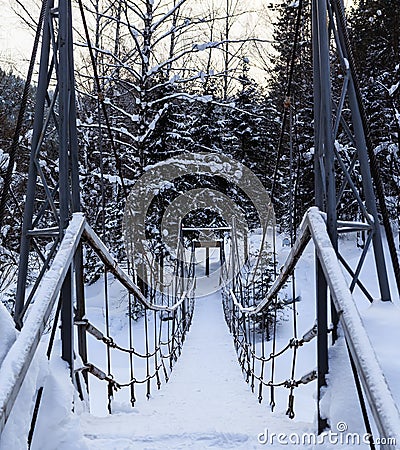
[288,96,299,340]
[0,0,49,234]
[128,286,136,406]
[270,0,304,200]
[77,0,128,198]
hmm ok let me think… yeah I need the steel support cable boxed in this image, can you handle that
[254,370,318,389]
[104,272,113,413]
[77,0,128,198]
[243,314,251,383]
[287,94,300,415]
[270,0,304,200]
[269,291,279,409]
[258,312,266,403]
[47,293,64,359]
[144,308,151,398]
[103,336,161,358]
[126,254,137,405]
[249,336,308,364]
[84,302,193,399]
[0,0,49,232]
[93,37,116,411]
[128,288,136,406]
[169,314,177,369]
[159,346,180,361]
[286,346,298,419]
[227,296,317,398]
[27,388,44,449]
[223,264,321,415]
[332,0,400,297]
[159,337,170,383]
[114,365,163,389]
[83,362,163,389]
[287,109,299,419]
[154,310,161,390]
[346,342,376,450]
[82,292,193,385]
[251,313,256,391]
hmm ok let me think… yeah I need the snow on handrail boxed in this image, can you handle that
[226,207,400,446]
[0,213,196,436]
[83,222,194,312]
[306,207,400,448]
[0,213,86,435]
[225,211,312,316]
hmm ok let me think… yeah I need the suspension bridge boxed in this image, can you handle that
[1,0,400,449]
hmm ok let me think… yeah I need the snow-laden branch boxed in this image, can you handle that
[146,92,212,107]
[138,103,170,143]
[103,98,140,123]
[146,89,268,120]
[150,0,188,33]
[78,122,138,142]
[146,37,273,76]
[151,16,200,48]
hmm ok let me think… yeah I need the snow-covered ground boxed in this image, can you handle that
[81,291,312,449]
[1,230,400,449]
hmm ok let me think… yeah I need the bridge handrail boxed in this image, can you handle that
[225,207,400,447]
[308,208,400,447]
[223,211,311,315]
[84,221,194,312]
[0,213,86,435]
[0,213,195,435]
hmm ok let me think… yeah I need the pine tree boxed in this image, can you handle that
[349,0,400,219]
[0,68,35,250]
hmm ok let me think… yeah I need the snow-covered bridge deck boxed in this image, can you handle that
[81,292,310,449]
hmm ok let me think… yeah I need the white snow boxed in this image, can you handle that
[2,214,400,449]
[0,301,16,366]
[29,354,88,450]
[193,42,220,52]
[389,81,400,97]
[0,214,86,436]
[80,292,312,449]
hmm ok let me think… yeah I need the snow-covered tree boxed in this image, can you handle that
[349,0,400,219]
[0,68,35,250]
[73,0,269,262]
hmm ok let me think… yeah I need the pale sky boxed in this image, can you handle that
[0,0,35,75]
[0,0,274,80]
[0,0,352,80]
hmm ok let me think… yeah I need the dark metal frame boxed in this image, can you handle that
[14,0,81,371]
[312,0,391,433]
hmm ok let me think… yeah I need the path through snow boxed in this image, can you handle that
[81,292,312,449]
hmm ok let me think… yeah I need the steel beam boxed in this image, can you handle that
[312,0,333,433]
[311,0,393,435]
[330,0,391,301]
[14,0,81,375]
[14,0,54,329]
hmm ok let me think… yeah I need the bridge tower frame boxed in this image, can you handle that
[312,0,393,433]
[13,0,83,372]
